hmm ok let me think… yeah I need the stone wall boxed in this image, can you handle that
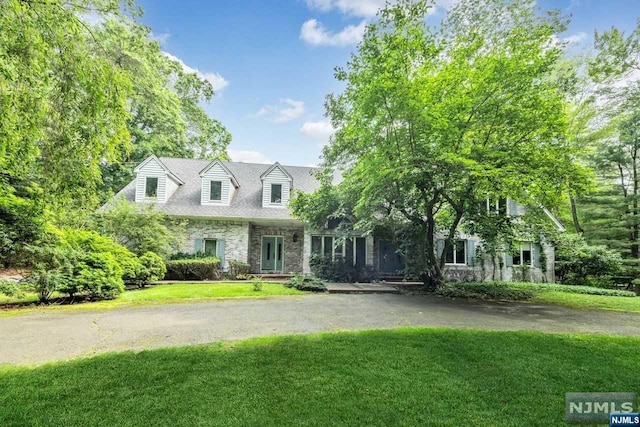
[185,220,250,270]
[249,224,304,273]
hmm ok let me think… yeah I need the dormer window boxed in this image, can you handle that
[145,177,158,198]
[210,181,222,202]
[271,184,282,204]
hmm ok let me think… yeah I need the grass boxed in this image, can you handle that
[0,328,638,426]
[0,283,305,317]
[437,281,640,313]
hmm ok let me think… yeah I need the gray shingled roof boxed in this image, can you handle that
[114,157,323,220]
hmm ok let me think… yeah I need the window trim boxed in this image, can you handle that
[444,239,467,266]
[311,235,366,265]
[270,183,283,204]
[511,242,533,266]
[144,176,159,199]
[209,180,223,202]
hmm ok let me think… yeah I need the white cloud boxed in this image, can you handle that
[563,32,587,45]
[162,52,229,92]
[300,19,367,46]
[228,149,273,164]
[305,0,457,17]
[150,32,171,45]
[256,98,305,122]
[300,120,335,146]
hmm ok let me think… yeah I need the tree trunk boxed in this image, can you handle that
[569,195,584,235]
[633,152,639,259]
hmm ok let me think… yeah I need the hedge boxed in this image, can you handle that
[164,258,221,280]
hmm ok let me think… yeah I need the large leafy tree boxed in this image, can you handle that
[95,18,231,197]
[294,0,587,287]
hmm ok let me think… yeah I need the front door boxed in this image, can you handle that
[378,240,405,273]
[261,236,284,272]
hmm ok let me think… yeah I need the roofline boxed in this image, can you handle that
[260,162,294,182]
[199,159,240,188]
[543,207,566,232]
[133,155,185,185]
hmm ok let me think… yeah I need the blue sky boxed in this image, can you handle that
[136,0,640,166]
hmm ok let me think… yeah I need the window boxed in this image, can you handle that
[210,180,222,201]
[512,242,532,266]
[487,198,507,215]
[444,239,467,265]
[204,239,217,256]
[271,183,282,204]
[145,177,158,198]
[311,235,366,265]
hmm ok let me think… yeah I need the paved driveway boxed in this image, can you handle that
[1,294,640,365]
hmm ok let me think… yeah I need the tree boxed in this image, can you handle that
[0,0,135,212]
[295,0,587,287]
[93,197,186,258]
[94,18,231,198]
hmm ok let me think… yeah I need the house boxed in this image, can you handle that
[110,155,561,282]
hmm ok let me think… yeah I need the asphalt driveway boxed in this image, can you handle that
[1,294,640,365]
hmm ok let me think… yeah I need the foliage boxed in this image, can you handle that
[295,0,588,288]
[309,255,378,283]
[554,234,623,288]
[436,282,536,301]
[135,252,167,288]
[251,277,263,292]
[0,279,22,298]
[285,274,327,292]
[165,258,221,281]
[228,260,252,280]
[0,0,135,213]
[70,253,125,299]
[94,197,186,257]
[0,185,48,268]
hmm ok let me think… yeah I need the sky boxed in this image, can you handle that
[135,0,640,167]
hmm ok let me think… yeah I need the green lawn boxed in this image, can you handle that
[0,328,638,426]
[438,281,640,313]
[0,283,305,317]
[534,291,640,312]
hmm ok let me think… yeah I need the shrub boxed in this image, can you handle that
[554,235,623,288]
[60,228,143,288]
[21,267,72,302]
[285,274,327,292]
[0,279,23,298]
[228,260,251,279]
[165,258,221,280]
[436,282,536,301]
[252,277,263,292]
[309,255,378,283]
[135,252,167,287]
[71,253,124,299]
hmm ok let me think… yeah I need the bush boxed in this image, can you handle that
[71,253,124,299]
[436,282,536,301]
[252,277,263,292]
[165,258,221,280]
[309,255,378,283]
[554,235,623,288]
[285,274,327,292]
[435,281,636,302]
[135,252,167,287]
[228,260,251,279]
[0,279,23,298]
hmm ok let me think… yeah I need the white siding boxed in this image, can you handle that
[262,166,291,208]
[165,176,180,201]
[135,158,168,203]
[201,163,232,205]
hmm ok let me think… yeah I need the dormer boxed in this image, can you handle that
[261,162,293,208]
[199,160,240,206]
[134,155,184,203]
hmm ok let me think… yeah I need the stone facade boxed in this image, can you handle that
[249,224,304,274]
[185,219,250,270]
